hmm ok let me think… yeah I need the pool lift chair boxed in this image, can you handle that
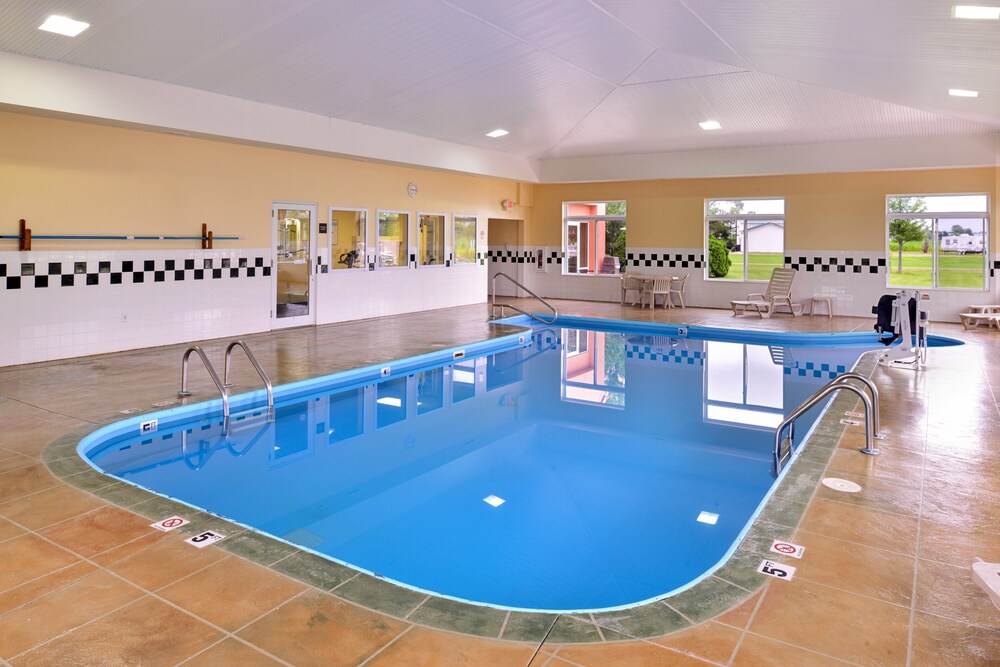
[872,290,929,371]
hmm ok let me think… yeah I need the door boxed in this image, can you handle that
[272,202,317,329]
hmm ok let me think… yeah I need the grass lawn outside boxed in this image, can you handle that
[712,252,784,282]
[888,251,986,288]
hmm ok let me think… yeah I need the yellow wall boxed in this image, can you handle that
[530,169,997,251]
[0,111,523,250]
[2,111,995,256]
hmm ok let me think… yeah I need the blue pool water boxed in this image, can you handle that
[80,318,948,612]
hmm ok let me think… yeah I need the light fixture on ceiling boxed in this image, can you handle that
[699,120,722,131]
[38,15,90,37]
[483,494,505,507]
[948,88,980,97]
[486,129,509,138]
[952,5,1000,19]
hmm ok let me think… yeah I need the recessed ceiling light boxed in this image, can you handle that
[38,15,90,37]
[697,511,719,525]
[949,88,980,97]
[699,120,722,131]
[953,5,1000,19]
[483,494,505,507]
[486,129,509,138]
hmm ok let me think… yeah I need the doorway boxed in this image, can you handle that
[272,202,317,329]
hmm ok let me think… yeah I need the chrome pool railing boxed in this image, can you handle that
[491,272,558,324]
[774,374,883,474]
[177,339,273,431]
[178,345,230,422]
[223,339,273,411]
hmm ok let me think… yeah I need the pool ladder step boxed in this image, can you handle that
[177,339,273,432]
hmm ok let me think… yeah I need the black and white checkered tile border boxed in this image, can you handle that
[627,252,704,269]
[784,362,848,380]
[2,257,270,290]
[784,256,886,274]
[625,344,704,365]
[990,260,999,278]
[545,251,563,265]
[488,250,534,264]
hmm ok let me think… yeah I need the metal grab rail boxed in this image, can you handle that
[774,378,880,474]
[223,340,274,411]
[491,272,558,325]
[177,345,230,421]
[833,372,885,440]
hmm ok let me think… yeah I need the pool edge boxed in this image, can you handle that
[42,326,880,644]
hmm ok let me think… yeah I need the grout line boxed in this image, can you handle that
[738,629,861,665]
[524,614,560,667]
[497,610,511,640]
[589,613,606,642]
[8,595,149,661]
[404,595,431,620]
[727,581,769,665]
[905,382,930,667]
[328,571,360,592]
[174,635,295,667]
[662,600,696,625]
[357,624,414,667]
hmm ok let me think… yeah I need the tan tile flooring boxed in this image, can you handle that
[0,300,998,666]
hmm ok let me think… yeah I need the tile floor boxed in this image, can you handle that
[0,301,998,666]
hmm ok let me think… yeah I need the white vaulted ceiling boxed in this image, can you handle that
[0,0,998,171]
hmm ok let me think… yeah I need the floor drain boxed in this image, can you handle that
[822,477,862,493]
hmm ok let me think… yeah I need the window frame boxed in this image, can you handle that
[416,212,448,268]
[328,207,368,272]
[562,201,626,278]
[704,197,786,283]
[452,214,478,266]
[884,193,990,292]
[375,209,410,270]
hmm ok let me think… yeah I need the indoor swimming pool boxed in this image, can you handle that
[79,317,925,612]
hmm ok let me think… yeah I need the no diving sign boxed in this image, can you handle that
[770,540,806,559]
[150,516,190,532]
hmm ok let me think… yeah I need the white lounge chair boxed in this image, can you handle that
[731,267,802,318]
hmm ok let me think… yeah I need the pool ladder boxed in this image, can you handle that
[774,372,885,474]
[491,272,558,325]
[178,339,274,430]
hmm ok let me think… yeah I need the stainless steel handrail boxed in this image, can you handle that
[491,272,558,324]
[177,345,230,422]
[832,372,884,439]
[223,339,274,411]
[774,379,880,474]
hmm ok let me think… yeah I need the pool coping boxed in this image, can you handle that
[42,327,880,645]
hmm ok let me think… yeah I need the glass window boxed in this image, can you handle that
[377,211,408,268]
[329,208,366,270]
[706,198,785,281]
[887,194,989,290]
[453,215,477,264]
[563,202,626,276]
[418,213,446,266]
